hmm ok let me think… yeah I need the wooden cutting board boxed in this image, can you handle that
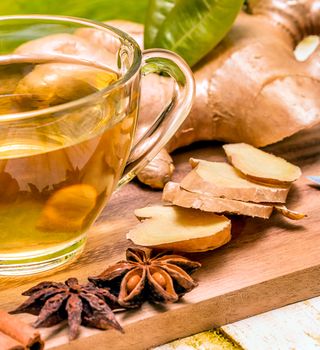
[1,125,320,350]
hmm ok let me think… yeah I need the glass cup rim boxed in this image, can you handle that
[0,14,142,123]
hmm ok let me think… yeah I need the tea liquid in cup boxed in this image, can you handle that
[0,15,194,275]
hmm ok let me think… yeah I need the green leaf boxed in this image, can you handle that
[0,0,148,23]
[142,57,186,84]
[144,0,243,67]
[144,0,175,48]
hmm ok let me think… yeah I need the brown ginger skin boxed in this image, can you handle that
[168,0,320,150]
[135,148,174,189]
[163,181,274,219]
[102,1,320,188]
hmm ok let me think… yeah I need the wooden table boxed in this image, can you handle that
[0,124,319,349]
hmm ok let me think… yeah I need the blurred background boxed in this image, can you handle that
[0,0,148,22]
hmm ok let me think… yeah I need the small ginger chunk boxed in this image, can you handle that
[137,149,174,189]
[274,205,306,220]
[183,159,289,203]
[223,143,301,185]
[127,205,231,252]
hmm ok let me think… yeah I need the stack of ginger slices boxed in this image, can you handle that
[128,143,304,252]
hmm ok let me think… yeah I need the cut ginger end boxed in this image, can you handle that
[127,205,231,253]
[223,143,301,185]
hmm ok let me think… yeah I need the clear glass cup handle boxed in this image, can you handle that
[119,48,195,186]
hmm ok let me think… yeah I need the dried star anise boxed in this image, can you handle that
[11,278,123,340]
[89,248,201,308]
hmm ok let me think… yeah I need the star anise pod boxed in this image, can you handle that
[89,248,201,308]
[11,278,123,340]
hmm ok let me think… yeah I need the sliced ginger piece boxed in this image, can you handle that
[183,159,289,203]
[163,182,273,219]
[223,143,301,185]
[127,205,231,253]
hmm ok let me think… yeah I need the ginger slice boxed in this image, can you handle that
[163,182,273,219]
[182,159,289,203]
[127,205,231,253]
[223,143,301,185]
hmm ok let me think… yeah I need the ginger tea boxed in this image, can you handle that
[0,58,138,268]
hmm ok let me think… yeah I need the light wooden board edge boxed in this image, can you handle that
[156,329,243,350]
[222,297,320,350]
[50,264,320,350]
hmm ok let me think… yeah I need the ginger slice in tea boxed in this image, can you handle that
[37,184,97,232]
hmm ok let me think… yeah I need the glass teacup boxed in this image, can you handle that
[0,15,194,275]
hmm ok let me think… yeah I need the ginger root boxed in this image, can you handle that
[135,149,174,189]
[12,32,118,110]
[15,33,114,66]
[127,205,231,252]
[14,63,117,109]
[100,0,320,188]
[223,143,301,185]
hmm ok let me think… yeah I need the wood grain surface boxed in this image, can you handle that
[0,125,319,350]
